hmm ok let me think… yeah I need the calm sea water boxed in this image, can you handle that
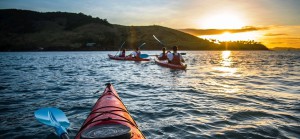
[0,51,299,139]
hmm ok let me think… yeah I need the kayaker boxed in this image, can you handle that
[157,47,168,60]
[119,49,126,57]
[130,47,141,59]
[167,46,185,65]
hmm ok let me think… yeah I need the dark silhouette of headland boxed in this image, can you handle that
[0,9,269,51]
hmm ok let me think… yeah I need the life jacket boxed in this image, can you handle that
[170,53,181,65]
[158,52,167,60]
[135,51,141,58]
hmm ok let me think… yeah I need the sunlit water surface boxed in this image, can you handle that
[0,51,299,139]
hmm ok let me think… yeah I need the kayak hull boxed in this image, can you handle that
[75,83,145,139]
[108,54,150,61]
[155,59,187,70]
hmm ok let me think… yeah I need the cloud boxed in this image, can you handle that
[264,33,287,36]
[270,42,284,44]
[179,26,269,36]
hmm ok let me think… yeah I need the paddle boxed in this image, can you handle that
[129,43,147,58]
[138,42,150,58]
[139,53,186,59]
[35,107,70,139]
[138,42,146,48]
[140,53,186,58]
[115,41,126,56]
[152,35,186,55]
[153,35,165,46]
[140,54,149,58]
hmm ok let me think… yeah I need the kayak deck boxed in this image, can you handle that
[155,59,187,70]
[75,83,145,139]
[108,54,150,61]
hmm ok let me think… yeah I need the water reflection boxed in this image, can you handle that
[221,51,231,67]
[213,51,238,76]
[211,51,241,96]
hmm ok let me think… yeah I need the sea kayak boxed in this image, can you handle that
[155,59,187,70]
[75,83,145,139]
[108,54,150,61]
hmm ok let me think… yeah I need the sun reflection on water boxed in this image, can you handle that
[221,51,232,67]
[210,51,241,96]
[213,51,238,76]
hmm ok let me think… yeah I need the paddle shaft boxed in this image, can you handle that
[153,35,165,46]
[146,53,186,57]
[153,35,186,55]
[115,41,126,56]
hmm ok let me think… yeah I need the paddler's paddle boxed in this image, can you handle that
[129,43,147,58]
[140,52,186,58]
[35,107,70,139]
[153,35,186,55]
[153,35,165,46]
[138,42,146,48]
[115,41,126,56]
[140,54,149,58]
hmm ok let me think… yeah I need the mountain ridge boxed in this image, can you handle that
[0,9,268,51]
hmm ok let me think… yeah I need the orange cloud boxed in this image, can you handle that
[264,33,287,36]
[180,26,269,36]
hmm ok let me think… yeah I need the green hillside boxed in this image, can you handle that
[0,9,268,51]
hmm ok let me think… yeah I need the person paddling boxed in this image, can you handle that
[167,46,185,65]
[157,47,168,60]
[119,49,126,57]
[130,47,141,59]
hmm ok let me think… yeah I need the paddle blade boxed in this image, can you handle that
[35,107,70,129]
[140,54,149,58]
[153,35,164,46]
[139,43,146,48]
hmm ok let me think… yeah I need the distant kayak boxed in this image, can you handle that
[155,58,187,70]
[108,54,150,61]
[75,83,145,139]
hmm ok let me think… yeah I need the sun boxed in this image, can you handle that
[199,12,245,29]
[196,11,262,42]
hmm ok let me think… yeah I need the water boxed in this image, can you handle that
[0,51,299,139]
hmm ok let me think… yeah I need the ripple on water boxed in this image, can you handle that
[229,110,279,121]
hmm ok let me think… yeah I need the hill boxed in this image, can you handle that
[270,47,300,51]
[0,9,268,51]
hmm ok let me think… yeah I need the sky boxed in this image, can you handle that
[1,0,300,48]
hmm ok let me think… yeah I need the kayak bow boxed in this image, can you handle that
[75,83,145,139]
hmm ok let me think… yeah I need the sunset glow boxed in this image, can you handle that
[197,11,264,42]
[200,31,261,42]
[199,12,245,29]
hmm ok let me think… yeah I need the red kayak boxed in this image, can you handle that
[155,59,187,70]
[75,83,145,139]
[108,54,150,61]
